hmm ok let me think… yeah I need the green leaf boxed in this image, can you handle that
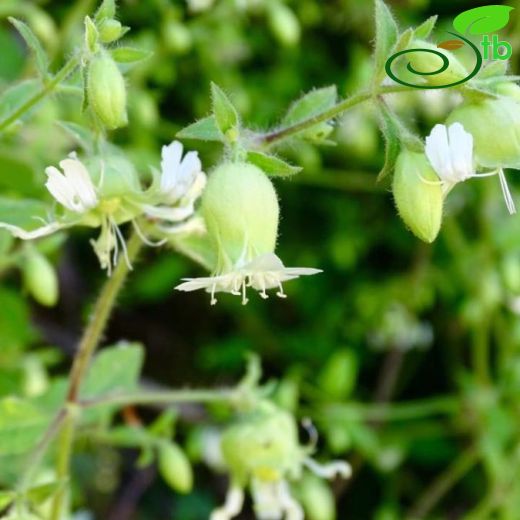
[0,196,52,231]
[453,6,514,36]
[414,15,438,40]
[110,47,152,63]
[377,104,401,182]
[282,86,337,126]
[56,120,96,152]
[246,151,301,177]
[373,0,398,83]
[211,82,239,136]
[82,342,144,399]
[0,80,41,124]
[393,27,414,54]
[8,17,48,77]
[478,60,508,80]
[0,397,50,456]
[95,0,116,23]
[176,116,222,142]
[26,480,65,504]
[0,490,15,509]
[84,15,99,54]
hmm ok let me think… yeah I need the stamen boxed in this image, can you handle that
[112,218,133,270]
[259,277,268,299]
[230,275,240,296]
[276,280,287,299]
[498,169,516,215]
[301,417,318,448]
[241,279,249,305]
[132,219,167,247]
[302,457,352,479]
[210,283,217,305]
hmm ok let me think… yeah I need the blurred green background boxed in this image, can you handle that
[1,0,520,518]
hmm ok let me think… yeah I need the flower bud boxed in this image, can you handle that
[220,402,299,483]
[406,40,468,87]
[446,96,520,169]
[296,473,336,520]
[267,1,301,47]
[99,19,124,43]
[158,441,193,494]
[87,52,128,130]
[202,162,279,270]
[393,149,443,243]
[23,250,58,307]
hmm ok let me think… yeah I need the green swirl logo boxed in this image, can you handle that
[385,5,514,89]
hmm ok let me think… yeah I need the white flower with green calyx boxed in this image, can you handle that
[175,162,321,305]
[142,140,207,231]
[425,122,516,214]
[211,401,351,520]
[0,141,206,274]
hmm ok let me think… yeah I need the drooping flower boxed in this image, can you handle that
[0,141,206,274]
[175,162,321,304]
[425,122,516,214]
[211,401,350,520]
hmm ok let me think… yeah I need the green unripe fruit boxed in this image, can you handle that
[297,473,336,520]
[23,250,58,307]
[87,52,128,130]
[447,97,520,169]
[158,442,193,494]
[220,402,299,484]
[407,40,467,87]
[393,150,443,243]
[202,163,279,270]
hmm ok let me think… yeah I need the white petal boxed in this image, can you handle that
[425,124,455,182]
[210,485,244,520]
[447,122,474,180]
[160,141,184,193]
[60,158,97,207]
[0,220,72,239]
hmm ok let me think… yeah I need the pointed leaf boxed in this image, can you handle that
[453,6,514,35]
[414,15,438,40]
[373,0,398,81]
[110,47,152,63]
[26,480,65,504]
[283,86,337,125]
[0,397,51,456]
[210,82,239,135]
[82,342,144,399]
[95,0,116,22]
[0,80,41,126]
[393,28,414,53]
[377,104,401,182]
[8,17,48,77]
[176,115,222,142]
[247,151,301,177]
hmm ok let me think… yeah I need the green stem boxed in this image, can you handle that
[0,54,81,133]
[406,444,479,520]
[330,395,460,422]
[80,388,239,409]
[257,84,411,147]
[67,231,142,402]
[47,230,142,519]
[49,411,76,520]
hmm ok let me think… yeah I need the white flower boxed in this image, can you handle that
[142,140,206,226]
[251,479,303,520]
[425,122,516,214]
[45,154,98,213]
[175,252,321,305]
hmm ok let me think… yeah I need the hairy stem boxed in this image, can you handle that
[47,230,142,519]
[257,84,411,147]
[0,54,80,133]
[67,231,142,402]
